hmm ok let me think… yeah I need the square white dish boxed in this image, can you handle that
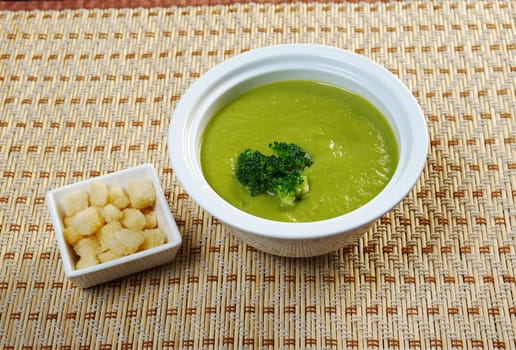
[45,164,182,288]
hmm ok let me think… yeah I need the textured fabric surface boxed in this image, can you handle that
[0,1,515,349]
[0,0,390,11]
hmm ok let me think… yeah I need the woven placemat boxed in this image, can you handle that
[1,1,515,349]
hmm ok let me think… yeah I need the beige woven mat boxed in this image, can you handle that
[1,1,515,349]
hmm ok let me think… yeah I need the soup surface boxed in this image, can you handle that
[201,80,398,222]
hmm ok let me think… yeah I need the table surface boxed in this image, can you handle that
[1,1,515,349]
[0,0,379,11]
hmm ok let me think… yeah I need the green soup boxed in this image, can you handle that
[200,80,398,222]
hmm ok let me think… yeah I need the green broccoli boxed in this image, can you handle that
[235,149,268,196]
[235,142,313,206]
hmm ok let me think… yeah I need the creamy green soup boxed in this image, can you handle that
[200,80,398,222]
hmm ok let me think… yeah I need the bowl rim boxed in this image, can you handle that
[168,44,428,240]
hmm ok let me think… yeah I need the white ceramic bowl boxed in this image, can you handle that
[168,44,428,257]
[46,164,182,288]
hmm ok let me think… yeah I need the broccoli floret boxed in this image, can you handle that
[269,141,313,171]
[235,149,268,196]
[269,172,310,206]
[235,142,313,206]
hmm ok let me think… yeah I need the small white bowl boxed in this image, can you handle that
[45,164,182,288]
[168,44,428,257]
